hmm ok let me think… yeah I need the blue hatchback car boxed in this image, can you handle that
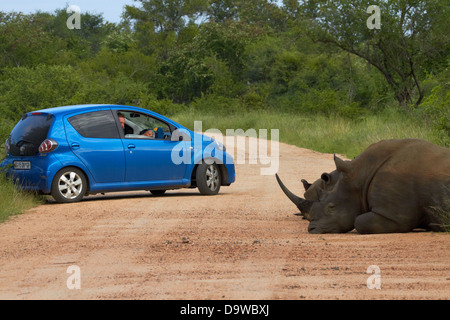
[1,105,235,203]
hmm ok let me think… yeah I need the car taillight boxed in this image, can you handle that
[39,139,58,153]
[4,138,10,154]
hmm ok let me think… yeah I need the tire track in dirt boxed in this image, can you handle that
[0,137,449,299]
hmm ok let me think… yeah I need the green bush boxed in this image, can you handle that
[417,69,450,147]
[190,94,246,115]
[0,64,158,120]
[70,72,149,106]
[0,65,83,119]
[0,118,15,161]
[173,106,445,159]
[139,96,187,116]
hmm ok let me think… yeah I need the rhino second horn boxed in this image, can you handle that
[276,174,313,214]
[301,179,312,191]
[334,154,352,173]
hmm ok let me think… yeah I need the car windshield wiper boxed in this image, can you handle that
[16,139,35,147]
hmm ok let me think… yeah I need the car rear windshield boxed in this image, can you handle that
[9,113,53,156]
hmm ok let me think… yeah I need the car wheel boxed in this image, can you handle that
[51,167,87,203]
[196,162,221,195]
[150,189,166,196]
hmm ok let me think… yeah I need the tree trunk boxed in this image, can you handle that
[394,88,412,108]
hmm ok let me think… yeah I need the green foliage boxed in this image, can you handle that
[1,1,447,126]
[160,20,257,102]
[140,96,187,116]
[0,118,15,160]
[300,0,449,107]
[416,67,450,147]
[0,65,83,119]
[0,12,63,68]
[190,94,246,115]
[173,105,444,159]
[102,29,137,53]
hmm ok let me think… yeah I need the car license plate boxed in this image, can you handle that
[14,161,31,170]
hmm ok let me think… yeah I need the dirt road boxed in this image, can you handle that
[0,137,449,300]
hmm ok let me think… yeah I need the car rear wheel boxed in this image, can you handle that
[51,167,87,203]
[196,162,221,195]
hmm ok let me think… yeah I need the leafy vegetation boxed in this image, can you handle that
[0,0,448,221]
[172,106,444,159]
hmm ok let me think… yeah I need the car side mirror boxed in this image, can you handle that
[171,129,191,142]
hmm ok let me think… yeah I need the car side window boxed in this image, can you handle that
[119,111,172,140]
[68,110,120,139]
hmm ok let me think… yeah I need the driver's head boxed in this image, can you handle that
[117,112,125,128]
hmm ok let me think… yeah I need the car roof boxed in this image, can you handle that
[31,104,187,130]
[33,104,118,115]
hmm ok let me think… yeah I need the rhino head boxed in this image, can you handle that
[276,173,334,220]
[276,155,361,234]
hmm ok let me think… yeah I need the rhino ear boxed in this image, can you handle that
[320,173,332,184]
[334,154,352,173]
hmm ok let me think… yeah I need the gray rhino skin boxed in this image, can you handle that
[276,139,450,234]
[292,171,341,220]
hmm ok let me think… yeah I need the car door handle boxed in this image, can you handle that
[71,143,80,149]
[127,144,136,149]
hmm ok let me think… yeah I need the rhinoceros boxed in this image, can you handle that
[276,139,450,234]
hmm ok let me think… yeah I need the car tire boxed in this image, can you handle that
[150,189,166,196]
[51,167,87,203]
[196,162,221,195]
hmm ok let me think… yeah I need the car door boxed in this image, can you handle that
[117,110,188,182]
[64,109,126,183]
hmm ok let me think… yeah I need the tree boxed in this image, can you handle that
[160,20,254,102]
[300,0,449,108]
[206,0,239,22]
[124,0,207,57]
[0,12,62,68]
[126,0,206,33]
[44,9,114,57]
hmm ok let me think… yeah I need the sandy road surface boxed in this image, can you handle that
[0,137,449,300]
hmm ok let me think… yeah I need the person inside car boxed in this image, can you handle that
[139,129,154,138]
[117,112,133,135]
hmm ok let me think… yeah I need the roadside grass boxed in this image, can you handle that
[0,174,43,223]
[172,107,447,159]
[431,187,450,233]
[433,206,450,233]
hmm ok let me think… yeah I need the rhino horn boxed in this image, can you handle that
[334,154,352,173]
[276,174,314,214]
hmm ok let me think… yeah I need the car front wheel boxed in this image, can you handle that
[196,162,221,195]
[51,167,87,203]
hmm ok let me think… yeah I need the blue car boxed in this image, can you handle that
[1,104,235,203]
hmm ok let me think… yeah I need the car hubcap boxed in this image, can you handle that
[206,165,219,191]
[58,172,83,199]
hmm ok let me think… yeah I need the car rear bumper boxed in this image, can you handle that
[0,154,60,194]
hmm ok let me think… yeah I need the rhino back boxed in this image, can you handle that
[364,139,450,230]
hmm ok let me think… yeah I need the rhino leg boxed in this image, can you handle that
[354,211,409,234]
